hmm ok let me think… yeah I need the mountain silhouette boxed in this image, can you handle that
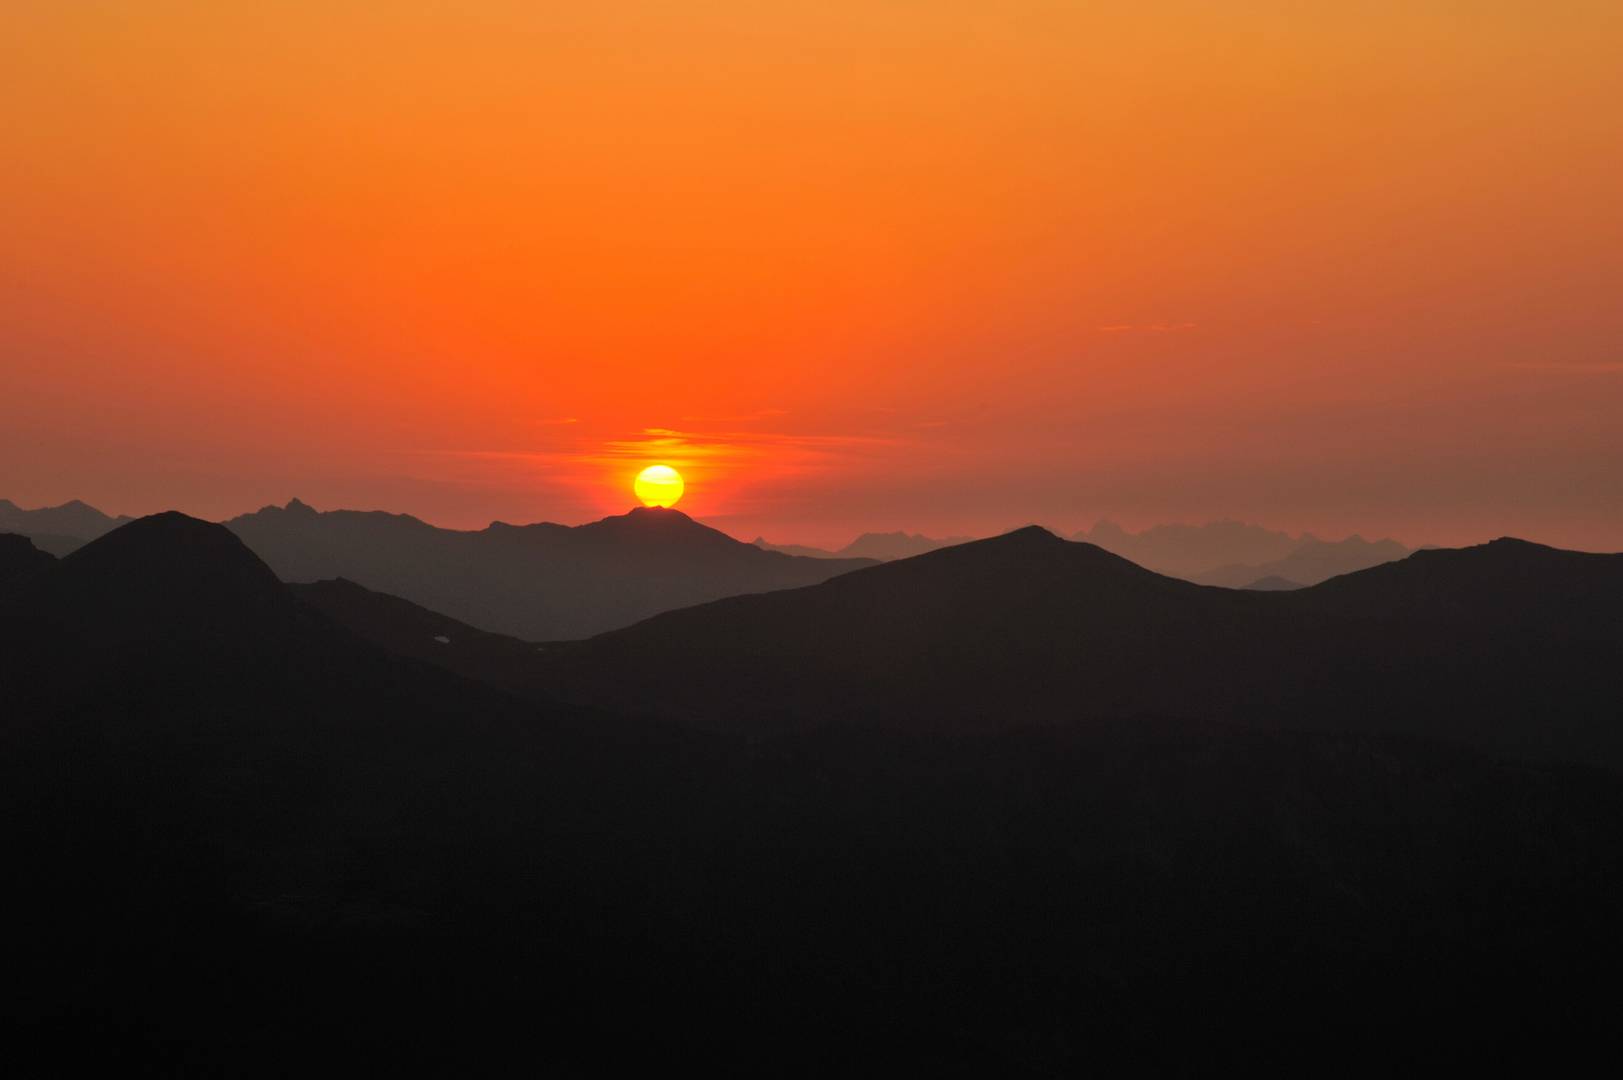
[10,511,299,647]
[5,512,1623,1071]
[1293,536,1620,617]
[0,498,132,555]
[225,499,875,639]
[539,526,1262,728]
[536,529,1623,765]
[755,530,976,561]
[0,533,55,587]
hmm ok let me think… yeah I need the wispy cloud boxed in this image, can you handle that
[1097,322,1197,335]
[411,422,911,514]
[677,407,790,424]
[1504,361,1623,375]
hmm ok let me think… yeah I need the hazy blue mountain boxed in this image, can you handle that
[0,498,131,555]
[755,529,974,561]
[1196,534,1411,588]
[225,499,875,639]
[1077,519,1299,579]
[1077,518,1410,585]
[751,537,839,558]
[1243,575,1303,591]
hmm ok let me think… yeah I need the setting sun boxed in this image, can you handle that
[634,464,684,508]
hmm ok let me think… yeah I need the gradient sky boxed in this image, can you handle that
[3,2,1620,548]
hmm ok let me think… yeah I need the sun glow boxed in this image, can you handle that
[634,464,684,508]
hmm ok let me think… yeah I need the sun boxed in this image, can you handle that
[634,464,684,508]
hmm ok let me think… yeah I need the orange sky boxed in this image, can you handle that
[3,2,1620,549]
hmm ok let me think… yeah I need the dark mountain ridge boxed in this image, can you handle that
[13,512,296,646]
[0,533,56,587]
[535,528,1623,766]
[4,513,1623,1070]
[289,576,545,691]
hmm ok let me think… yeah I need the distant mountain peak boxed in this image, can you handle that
[0,497,128,547]
[585,505,706,534]
[1410,536,1556,564]
[1484,536,1549,551]
[223,499,873,640]
[622,504,694,522]
[285,497,318,515]
[997,524,1062,545]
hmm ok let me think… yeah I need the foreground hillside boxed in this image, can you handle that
[3,518,1621,1071]
[536,527,1623,766]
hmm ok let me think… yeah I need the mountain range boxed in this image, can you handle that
[5,515,1623,1070]
[0,497,1418,614]
[222,498,874,639]
[533,527,1623,766]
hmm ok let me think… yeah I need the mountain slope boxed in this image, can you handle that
[536,530,1623,765]
[12,511,299,646]
[0,533,55,587]
[225,499,874,639]
[290,576,549,692]
[539,527,1288,729]
[5,514,1623,1070]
